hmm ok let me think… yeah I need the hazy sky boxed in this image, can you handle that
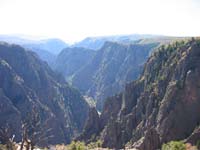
[0,0,200,42]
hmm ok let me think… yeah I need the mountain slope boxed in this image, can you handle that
[72,41,158,110]
[23,38,68,55]
[0,42,89,145]
[53,47,96,81]
[27,48,56,66]
[80,38,200,149]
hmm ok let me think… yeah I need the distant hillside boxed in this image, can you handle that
[135,36,190,45]
[0,42,89,145]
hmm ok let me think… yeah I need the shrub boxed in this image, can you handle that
[176,80,184,89]
[162,141,186,150]
[0,144,6,150]
[195,39,200,48]
[67,141,86,150]
[87,140,102,149]
[196,140,200,149]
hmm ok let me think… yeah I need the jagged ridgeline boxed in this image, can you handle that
[79,38,200,150]
[0,42,89,145]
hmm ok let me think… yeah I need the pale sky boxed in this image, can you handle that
[0,0,200,43]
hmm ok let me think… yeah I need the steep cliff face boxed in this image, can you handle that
[53,47,95,81]
[77,107,101,143]
[72,42,157,110]
[80,39,200,149]
[0,42,89,145]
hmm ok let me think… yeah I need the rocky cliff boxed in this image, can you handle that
[0,42,89,145]
[72,41,158,110]
[53,47,95,81]
[80,38,200,149]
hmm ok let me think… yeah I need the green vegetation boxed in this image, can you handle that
[145,39,194,92]
[67,141,86,150]
[162,141,186,150]
[176,80,184,89]
[157,74,166,82]
[40,148,49,150]
[196,140,200,149]
[0,144,6,150]
[0,144,16,150]
[87,140,102,149]
[66,140,103,150]
[196,39,200,46]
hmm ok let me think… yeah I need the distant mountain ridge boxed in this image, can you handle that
[0,35,68,67]
[0,35,68,54]
[72,34,158,50]
[23,38,68,55]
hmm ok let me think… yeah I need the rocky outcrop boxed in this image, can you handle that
[77,107,101,143]
[130,128,160,150]
[72,41,158,110]
[0,42,89,145]
[80,39,200,149]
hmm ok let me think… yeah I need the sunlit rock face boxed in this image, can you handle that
[80,39,200,150]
